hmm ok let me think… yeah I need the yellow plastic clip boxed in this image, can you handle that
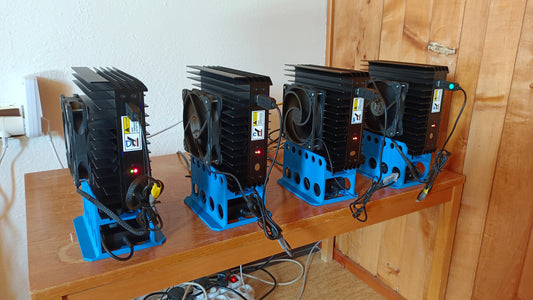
[151,182,162,199]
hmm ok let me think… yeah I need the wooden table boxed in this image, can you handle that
[26,154,464,300]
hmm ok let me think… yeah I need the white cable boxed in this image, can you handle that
[0,136,8,167]
[42,117,65,169]
[240,264,245,286]
[241,258,304,286]
[147,121,183,139]
[180,282,208,300]
[296,241,321,300]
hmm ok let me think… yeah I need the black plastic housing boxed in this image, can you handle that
[61,67,151,215]
[284,64,369,173]
[186,66,272,191]
[367,61,449,155]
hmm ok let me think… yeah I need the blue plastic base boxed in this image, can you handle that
[359,131,431,189]
[185,156,263,231]
[278,142,357,206]
[73,181,165,261]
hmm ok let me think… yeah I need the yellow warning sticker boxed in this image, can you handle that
[121,116,142,152]
[351,97,364,124]
[432,89,443,113]
[123,116,130,134]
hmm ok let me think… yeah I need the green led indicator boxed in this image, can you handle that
[449,83,455,90]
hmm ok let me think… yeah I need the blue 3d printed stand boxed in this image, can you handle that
[73,181,165,261]
[278,142,357,206]
[185,156,264,231]
[358,131,431,189]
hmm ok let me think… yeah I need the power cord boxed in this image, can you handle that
[349,80,393,221]
[417,87,466,201]
[0,135,8,167]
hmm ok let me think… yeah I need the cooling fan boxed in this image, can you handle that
[61,95,89,187]
[282,85,323,149]
[183,89,221,165]
[364,81,408,138]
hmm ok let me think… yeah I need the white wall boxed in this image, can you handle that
[0,0,326,299]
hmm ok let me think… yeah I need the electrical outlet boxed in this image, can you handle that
[0,106,25,137]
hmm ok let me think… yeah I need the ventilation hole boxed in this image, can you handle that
[193,183,199,195]
[367,135,371,141]
[286,143,290,150]
[312,156,316,163]
[209,196,215,211]
[217,204,224,219]
[390,143,395,149]
[304,177,310,190]
[314,183,321,197]
[298,149,302,156]
[285,167,291,179]
[381,162,388,174]
[294,172,301,185]
[374,137,379,144]
[305,153,309,159]
[291,146,296,153]
[201,190,206,204]
[392,167,400,177]
[344,178,351,189]
[318,159,323,166]
[369,157,377,169]
[416,162,426,174]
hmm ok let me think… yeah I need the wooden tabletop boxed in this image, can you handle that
[25,154,465,299]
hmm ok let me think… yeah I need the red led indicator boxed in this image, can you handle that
[431,123,437,128]
[130,168,139,174]
[353,135,358,141]
[229,276,238,283]
[254,149,262,155]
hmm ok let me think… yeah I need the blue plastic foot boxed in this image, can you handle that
[73,181,165,261]
[185,156,263,231]
[278,142,357,206]
[358,131,431,189]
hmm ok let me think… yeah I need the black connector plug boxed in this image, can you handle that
[255,94,277,109]
[435,80,461,91]
[355,87,380,101]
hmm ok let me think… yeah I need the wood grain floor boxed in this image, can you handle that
[248,253,384,300]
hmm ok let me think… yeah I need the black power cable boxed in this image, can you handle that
[417,87,467,201]
[76,175,165,261]
[349,80,392,221]
[100,232,134,261]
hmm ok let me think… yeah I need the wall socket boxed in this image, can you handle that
[0,106,25,137]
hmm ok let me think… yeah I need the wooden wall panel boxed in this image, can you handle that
[328,0,467,299]
[327,0,533,299]
[518,228,533,300]
[447,0,528,298]
[471,1,533,298]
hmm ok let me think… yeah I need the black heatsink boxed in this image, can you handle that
[283,64,369,173]
[185,66,271,191]
[61,67,150,214]
[367,61,449,155]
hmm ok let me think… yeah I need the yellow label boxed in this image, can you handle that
[123,117,130,134]
[252,111,258,126]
